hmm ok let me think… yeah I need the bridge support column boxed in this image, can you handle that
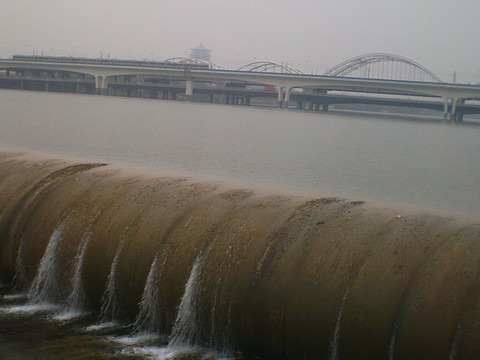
[281,86,292,108]
[451,98,459,123]
[443,97,464,123]
[277,87,284,107]
[443,98,453,122]
[185,79,193,101]
[455,99,465,122]
[94,75,109,95]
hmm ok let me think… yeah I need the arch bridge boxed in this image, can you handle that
[1,54,479,122]
[238,61,303,74]
[163,57,224,70]
[324,53,443,83]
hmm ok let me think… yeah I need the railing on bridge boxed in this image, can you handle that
[1,53,479,122]
[11,54,215,70]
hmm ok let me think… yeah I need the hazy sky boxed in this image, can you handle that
[1,0,479,82]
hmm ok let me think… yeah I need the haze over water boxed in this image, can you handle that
[1,89,479,218]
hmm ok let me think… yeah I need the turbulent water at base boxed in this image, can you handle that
[1,91,480,359]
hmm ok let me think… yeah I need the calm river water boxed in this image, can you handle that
[0,89,479,217]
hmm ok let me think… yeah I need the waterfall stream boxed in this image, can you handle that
[134,251,166,334]
[99,242,124,323]
[169,254,203,347]
[28,219,68,304]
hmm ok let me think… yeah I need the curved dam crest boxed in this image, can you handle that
[1,151,480,359]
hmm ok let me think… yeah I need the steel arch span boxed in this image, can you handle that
[163,57,224,70]
[238,61,304,74]
[324,53,443,83]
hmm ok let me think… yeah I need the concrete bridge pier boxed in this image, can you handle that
[185,78,193,101]
[443,97,464,123]
[94,75,109,95]
[443,97,453,122]
[323,101,329,112]
[279,86,293,108]
[277,87,284,107]
[225,94,233,105]
[455,99,465,122]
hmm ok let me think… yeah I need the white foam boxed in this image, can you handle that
[0,302,58,314]
[109,332,160,345]
[122,345,199,359]
[1,293,28,301]
[51,309,90,321]
[123,345,236,360]
[84,321,120,332]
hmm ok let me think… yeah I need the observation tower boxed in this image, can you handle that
[190,44,211,62]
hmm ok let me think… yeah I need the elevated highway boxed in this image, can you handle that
[1,56,480,121]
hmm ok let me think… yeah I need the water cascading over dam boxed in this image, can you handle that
[1,151,480,359]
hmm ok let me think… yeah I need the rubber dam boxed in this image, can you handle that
[1,151,480,359]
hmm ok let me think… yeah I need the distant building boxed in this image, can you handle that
[190,44,211,62]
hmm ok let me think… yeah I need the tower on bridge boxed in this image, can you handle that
[190,44,211,62]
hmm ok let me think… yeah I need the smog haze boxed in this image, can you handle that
[1,0,479,83]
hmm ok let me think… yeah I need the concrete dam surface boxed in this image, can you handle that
[1,151,480,359]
